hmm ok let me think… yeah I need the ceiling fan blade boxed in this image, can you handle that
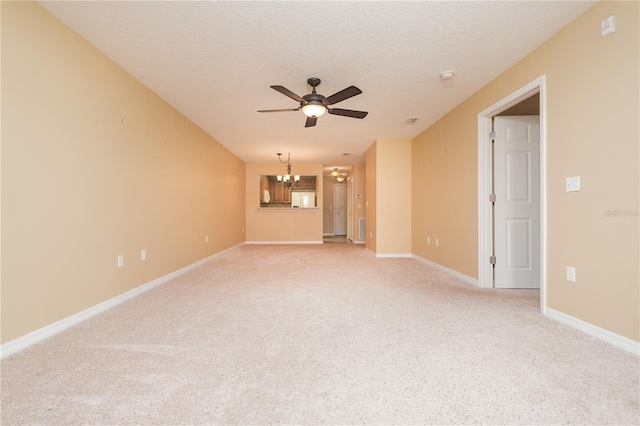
[271,85,304,103]
[324,86,362,105]
[327,108,368,119]
[257,108,300,113]
[305,116,317,127]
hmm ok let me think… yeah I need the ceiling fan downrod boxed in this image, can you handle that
[307,77,321,93]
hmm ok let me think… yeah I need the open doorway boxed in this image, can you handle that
[477,77,547,313]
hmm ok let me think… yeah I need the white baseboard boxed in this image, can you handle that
[412,255,479,286]
[545,307,639,356]
[0,243,244,360]
[245,240,323,245]
[353,240,365,245]
[376,253,413,258]
[323,233,336,237]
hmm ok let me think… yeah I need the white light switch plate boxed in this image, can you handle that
[566,266,576,283]
[566,176,580,192]
[601,16,615,38]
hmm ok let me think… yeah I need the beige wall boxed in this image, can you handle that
[1,2,246,343]
[367,140,412,255]
[351,163,366,243]
[412,1,639,341]
[411,108,478,276]
[245,163,323,242]
[365,144,377,252]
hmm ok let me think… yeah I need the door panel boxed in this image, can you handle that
[506,151,531,202]
[494,116,540,289]
[506,218,531,269]
[335,184,347,236]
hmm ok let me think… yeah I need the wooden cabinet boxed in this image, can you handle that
[268,178,291,204]
[300,177,316,189]
[282,182,291,203]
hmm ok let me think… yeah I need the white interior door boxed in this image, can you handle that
[494,116,540,288]
[334,184,347,236]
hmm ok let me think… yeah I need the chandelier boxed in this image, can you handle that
[331,168,346,183]
[277,153,301,188]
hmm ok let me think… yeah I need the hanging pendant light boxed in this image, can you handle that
[332,168,346,183]
[277,153,301,188]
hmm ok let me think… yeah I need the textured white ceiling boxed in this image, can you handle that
[40,1,595,170]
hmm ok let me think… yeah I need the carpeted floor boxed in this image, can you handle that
[1,244,638,425]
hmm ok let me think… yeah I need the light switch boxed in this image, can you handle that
[566,176,580,192]
[566,266,576,283]
[601,16,615,38]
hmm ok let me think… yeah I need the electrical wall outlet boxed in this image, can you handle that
[566,176,580,192]
[566,266,576,283]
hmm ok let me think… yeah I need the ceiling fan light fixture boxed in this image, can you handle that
[301,102,327,118]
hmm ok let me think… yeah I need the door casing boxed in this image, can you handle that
[477,76,547,313]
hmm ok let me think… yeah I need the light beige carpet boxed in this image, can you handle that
[1,244,638,425]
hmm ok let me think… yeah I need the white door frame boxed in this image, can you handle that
[477,76,547,313]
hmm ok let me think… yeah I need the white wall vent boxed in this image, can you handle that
[359,217,366,240]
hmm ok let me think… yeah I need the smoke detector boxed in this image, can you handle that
[440,71,455,80]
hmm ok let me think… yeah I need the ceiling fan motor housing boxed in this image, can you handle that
[302,93,326,105]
